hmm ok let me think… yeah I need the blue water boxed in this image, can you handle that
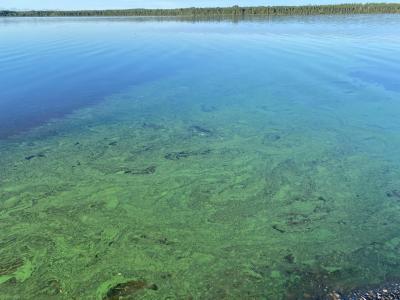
[1,15,400,299]
[1,15,400,138]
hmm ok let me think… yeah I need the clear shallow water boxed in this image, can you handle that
[0,15,400,299]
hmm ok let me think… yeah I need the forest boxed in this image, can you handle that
[1,3,400,17]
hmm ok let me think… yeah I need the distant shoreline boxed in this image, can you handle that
[1,3,400,17]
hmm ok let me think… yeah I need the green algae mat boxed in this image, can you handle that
[1,16,400,300]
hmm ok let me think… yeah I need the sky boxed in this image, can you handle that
[1,0,398,10]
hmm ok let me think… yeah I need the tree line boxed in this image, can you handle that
[1,3,400,17]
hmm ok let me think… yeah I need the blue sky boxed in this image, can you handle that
[1,0,398,10]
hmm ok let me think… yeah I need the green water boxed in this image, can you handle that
[1,16,400,299]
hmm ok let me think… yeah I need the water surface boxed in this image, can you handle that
[1,15,400,299]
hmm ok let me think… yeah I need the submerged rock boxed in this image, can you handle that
[165,149,211,160]
[328,282,400,300]
[141,122,164,130]
[201,104,217,112]
[25,153,45,160]
[189,125,213,136]
[284,253,295,264]
[104,280,157,300]
[123,166,156,175]
[263,132,281,143]
[0,257,24,275]
[165,151,191,160]
[40,279,63,296]
[272,224,285,233]
[386,190,400,199]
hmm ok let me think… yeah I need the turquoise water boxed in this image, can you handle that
[1,15,400,299]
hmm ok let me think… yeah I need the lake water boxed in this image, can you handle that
[1,15,400,299]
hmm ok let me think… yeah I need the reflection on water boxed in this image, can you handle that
[0,14,400,299]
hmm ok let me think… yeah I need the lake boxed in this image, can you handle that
[1,15,400,299]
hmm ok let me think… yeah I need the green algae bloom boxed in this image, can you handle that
[1,15,400,299]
